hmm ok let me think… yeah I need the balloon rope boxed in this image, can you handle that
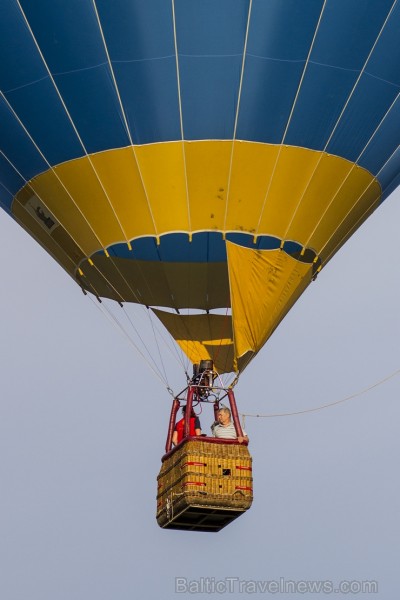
[130,255,189,374]
[241,366,400,425]
[218,306,235,385]
[88,295,173,389]
[117,304,169,382]
[143,308,169,386]
[124,249,191,377]
[146,308,190,376]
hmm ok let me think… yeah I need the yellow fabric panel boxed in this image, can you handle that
[281,154,381,253]
[255,147,379,247]
[54,158,127,246]
[152,309,235,373]
[13,142,379,283]
[135,142,190,234]
[184,140,232,231]
[253,146,325,237]
[226,242,313,367]
[22,169,102,256]
[307,167,380,261]
[90,148,156,240]
[231,144,322,237]
[174,339,234,375]
[225,141,280,233]
[203,342,235,375]
[280,152,353,244]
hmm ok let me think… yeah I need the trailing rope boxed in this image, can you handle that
[241,366,400,427]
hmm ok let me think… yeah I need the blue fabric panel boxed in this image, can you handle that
[207,232,226,262]
[360,96,400,175]
[366,2,400,88]
[327,73,399,163]
[238,0,323,142]
[381,167,400,203]
[238,57,305,143]
[0,153,26,209]
[226,233,256,249]
[256,236,281,251]
[109,237,158,261]
[0,185,13,213]
[363,1,400,195]
[377,146,400,198]
[159,234,205,262]
[159,234,196,262]
[104,232,311,264]
[270,0,396,151]
[175,0,248,140]
[311,0,394,70]
[0,0,48,92]
[96,0,180,144]
[53,67,130,153]
[96,0,175,61]
[178,56,242,140]
[285,63,357,150]
[110,233,226,263]
[19,0,130,152]
[248,0,323,61]
[5,79,84,166]
[159,232,225,262]
[19,0,106,73]
[0,96,48,181]
[283,240,302,255]
[175,0,249,56]
[113,59,181,144]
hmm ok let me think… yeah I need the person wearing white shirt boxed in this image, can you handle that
[211,407,248,444]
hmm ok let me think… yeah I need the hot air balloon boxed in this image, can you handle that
[1,0,400,530]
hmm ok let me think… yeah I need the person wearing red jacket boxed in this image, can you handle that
[172,406,202,445]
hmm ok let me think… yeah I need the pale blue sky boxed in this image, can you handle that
[0,189,399,599]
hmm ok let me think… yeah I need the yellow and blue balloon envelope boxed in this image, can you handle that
[1,0,399,372]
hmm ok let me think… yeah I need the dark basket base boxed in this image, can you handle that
[158,502,247,532]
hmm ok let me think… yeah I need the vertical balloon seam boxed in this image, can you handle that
[252,0,328,239]
[223,0,253,233]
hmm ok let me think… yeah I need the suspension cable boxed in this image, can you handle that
[87,294,173,390]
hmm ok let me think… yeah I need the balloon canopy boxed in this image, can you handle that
[1,0,400,373]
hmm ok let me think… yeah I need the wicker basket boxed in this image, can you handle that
[156,438,253,532]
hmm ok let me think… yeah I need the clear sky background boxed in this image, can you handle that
[0,188,399,599]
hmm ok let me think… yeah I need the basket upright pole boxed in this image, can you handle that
[227,388,244,438]
[165,397,180,453]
